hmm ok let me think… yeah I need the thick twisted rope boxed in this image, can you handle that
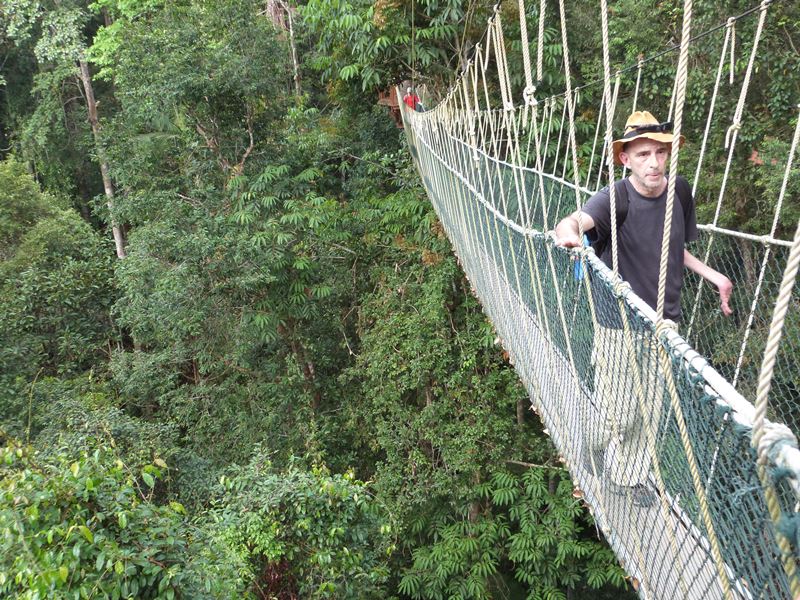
[733,107,800,386]
[597,0,619,275]
[536,0,545,82]
[652,0,734,595]
[753,217,800,596]
[517,0,535,106]
[596,1,691,591]
[751,114,800,595]
[685,20,734,337]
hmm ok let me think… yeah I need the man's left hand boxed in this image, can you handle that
[717,276,733,316]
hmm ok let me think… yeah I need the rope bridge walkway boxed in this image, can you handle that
[399,0,800,598]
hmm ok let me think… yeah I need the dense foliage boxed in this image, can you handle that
[1,0,796,597]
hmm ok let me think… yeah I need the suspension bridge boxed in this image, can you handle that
[399,0,800,598]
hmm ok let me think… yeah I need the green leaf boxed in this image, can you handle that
[79,525,93,543]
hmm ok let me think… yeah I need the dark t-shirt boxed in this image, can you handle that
[582,177,698,321]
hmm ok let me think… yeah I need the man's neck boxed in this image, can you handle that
[628,175,667,198]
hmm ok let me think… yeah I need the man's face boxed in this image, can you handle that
[619,138,670,195]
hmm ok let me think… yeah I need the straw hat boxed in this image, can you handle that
[611,111,685,165]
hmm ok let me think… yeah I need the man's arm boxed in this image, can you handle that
[554,211,596,247]
[684,250,733,316]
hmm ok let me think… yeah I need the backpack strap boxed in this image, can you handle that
[589,179,629,259]
[676,175,692,217]
[612,179,630,228]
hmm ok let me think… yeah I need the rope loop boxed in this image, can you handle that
[523,85,538,106]
[759,423,799,466]
[655,318,678,341]
[612,279,630,297]
[725,121,741,148]
[727,18,736,85]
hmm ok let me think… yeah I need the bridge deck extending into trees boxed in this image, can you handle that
[400,0,800,597]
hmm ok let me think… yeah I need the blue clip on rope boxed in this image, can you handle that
[573,235,591,280]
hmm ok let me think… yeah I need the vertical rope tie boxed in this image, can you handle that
[585,93,605,189]
[517,0,536,108]
[753,217,800,598]
[598,0,619,274]
[536,0,546,82]
[556,0,582,223]
[732,106,800,385]
[493,8,515,113]
[728,17,736,85]
[598,2,688,591]
[632,55,643,113]
[688,5,768,343]
[684,20,733,337]
[653,0,735,596]
[624,56,645,179]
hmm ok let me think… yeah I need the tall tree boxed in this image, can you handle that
[1,0,126,256]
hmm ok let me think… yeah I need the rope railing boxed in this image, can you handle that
[397,0,800,595]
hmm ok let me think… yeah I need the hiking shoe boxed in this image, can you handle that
[608,483,657,508]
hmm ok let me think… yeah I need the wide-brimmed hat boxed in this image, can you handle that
[611,111,685,165]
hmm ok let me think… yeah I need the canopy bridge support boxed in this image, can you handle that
[401,80,800,596]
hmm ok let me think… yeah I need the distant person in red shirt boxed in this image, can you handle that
[403,87,421,111]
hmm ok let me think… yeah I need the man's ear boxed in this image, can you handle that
[618,151,629,166]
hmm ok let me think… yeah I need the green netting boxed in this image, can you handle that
[403,104,799,599]
[683,237,800,433]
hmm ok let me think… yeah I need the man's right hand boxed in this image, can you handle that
[554,234,582,248]
[554,211,595,248]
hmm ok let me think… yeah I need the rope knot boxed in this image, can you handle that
[725,121,741,149]
[523,85,538,106]
[655,319,678,340]
[504,101,515,112]
[757,422,798,467]
[612,279,630,297]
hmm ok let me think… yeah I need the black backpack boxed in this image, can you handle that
[588,176,693,260]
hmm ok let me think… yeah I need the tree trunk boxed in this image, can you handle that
[77,59,126,258]
[278,0,301,97]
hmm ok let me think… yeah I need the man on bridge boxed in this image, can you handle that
[553,110,733,507]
